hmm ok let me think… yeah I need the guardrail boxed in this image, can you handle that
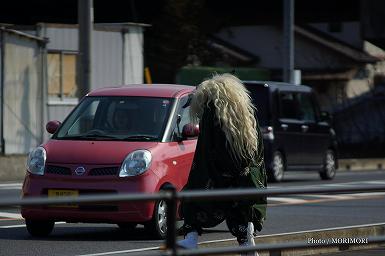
[2,184,385,256]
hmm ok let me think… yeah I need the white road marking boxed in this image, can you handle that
[0,212,22,219]
[364,180,385,185]
[303,194,356,200]
[76,246,160,256]
[0,221,66,228]
[199,222,385,245]
[78,222,385,256]
[0,224,25,228]
[0,183,22,187]
[349,192,385,197]
[268,197,307,203]
[321,183,356,187]
[0,183,22,190]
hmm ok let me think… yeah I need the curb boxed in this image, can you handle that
[198,223,385,256]
[338,158,385,172]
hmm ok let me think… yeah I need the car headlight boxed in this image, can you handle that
[27,147,46,175]
[119,150,152,177]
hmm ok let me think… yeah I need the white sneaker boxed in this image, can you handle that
[176,231,198,249]
[239,222,258,256]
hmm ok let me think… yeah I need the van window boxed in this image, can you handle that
[279,92,301,120]
[244,84,269,126]
[298,93,316,122]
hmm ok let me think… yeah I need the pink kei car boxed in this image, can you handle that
[21,85,198,239]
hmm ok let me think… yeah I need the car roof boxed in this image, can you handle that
[243,80,312,93]
[87,84,195,98]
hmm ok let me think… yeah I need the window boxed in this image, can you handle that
[48,51,79,99]
[171,96,192,141]
[245,84,270,126]
[279,92,301,120]
[55,96,172,141]
[298,93,316,122]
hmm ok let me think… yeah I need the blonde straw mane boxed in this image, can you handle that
[190,73,259,167]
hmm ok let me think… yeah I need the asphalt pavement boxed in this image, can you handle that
[0,170,384,255]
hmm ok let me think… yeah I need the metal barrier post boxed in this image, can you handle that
[165,185,177,256]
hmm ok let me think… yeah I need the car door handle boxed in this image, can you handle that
[301,125,309,132]
[281,124,288,130]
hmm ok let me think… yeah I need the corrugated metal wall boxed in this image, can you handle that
[2,32,43,154]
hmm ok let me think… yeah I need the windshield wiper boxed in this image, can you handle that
[122,135,159,141]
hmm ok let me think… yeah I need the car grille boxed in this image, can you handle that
[89,167,119,176]
[46,165,71,175]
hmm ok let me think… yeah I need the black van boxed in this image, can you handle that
[244,81,338,182]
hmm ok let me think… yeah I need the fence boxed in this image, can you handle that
[2,184,385,255]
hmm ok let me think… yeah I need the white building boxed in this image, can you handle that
[1,22,148,155]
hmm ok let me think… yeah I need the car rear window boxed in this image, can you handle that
[244,84,270,126]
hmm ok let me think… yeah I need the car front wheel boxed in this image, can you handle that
[26,219,54,237]
[145,198,168,239]
[268,151,285,182]
[319,150,337,180]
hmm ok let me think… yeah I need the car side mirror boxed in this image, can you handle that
[182,123,199,138]
[46,120,61,134]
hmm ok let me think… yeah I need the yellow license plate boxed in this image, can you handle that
[48,189,79,208]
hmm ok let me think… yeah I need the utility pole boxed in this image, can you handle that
[78,0,93,98]
[283,0,295,83]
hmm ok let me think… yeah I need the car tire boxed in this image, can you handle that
[144,197,168,239]
[117,223,137,231]
[320,150,336,180]
[26,219,54,237]
[268,151,285,182]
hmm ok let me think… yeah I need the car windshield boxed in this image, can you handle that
[244,84,270,126]
[55,96,173,141]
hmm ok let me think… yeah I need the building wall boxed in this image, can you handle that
[2,32,43,154]
[215,25,355,70]
[309,22,362,49]
[40,24,144,124]
[123,26,144,84]
[92,30,123,89]
[45,26,78,51]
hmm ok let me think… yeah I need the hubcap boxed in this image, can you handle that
[157,200,167,234]
[325,151,336,177]
[273,153,284,180]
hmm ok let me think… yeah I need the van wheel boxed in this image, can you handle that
[268,151,285,182]
[145,197,168,239]
[26,219,54,237]
[320,150,336,180]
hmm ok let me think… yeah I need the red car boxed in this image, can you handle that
[21,84,198,239]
